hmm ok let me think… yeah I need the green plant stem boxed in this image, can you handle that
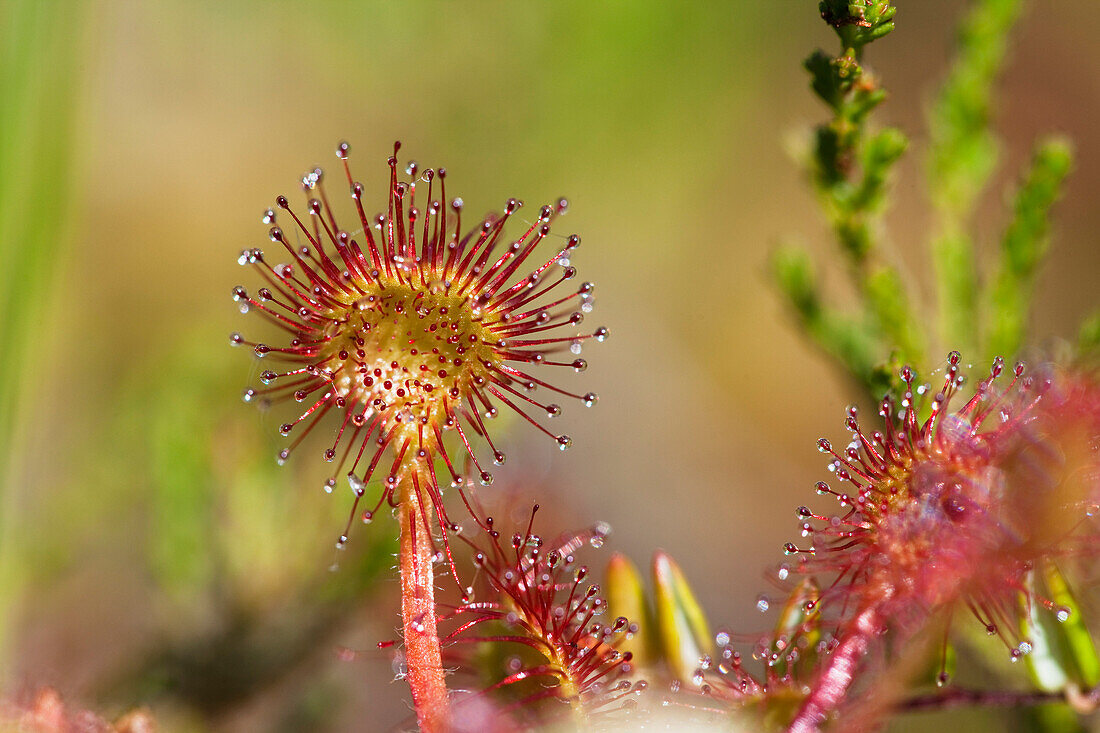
[398,484,450,732]
[986,139,1073,360]
[928,0,1023,354]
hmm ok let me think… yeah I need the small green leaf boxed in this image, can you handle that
[928,0,1024,357]
[818,1,896,51]
[1043,562,1100,688]
[862,265,925,369]
[805,50,844,111]
[772,246,820,320]
[771,245,881,393]
[1023,579,1071,692]
[1023,563,1100,692]
[928,0,1022,216]
[652,550,711,683]
[772,578,821,680]
[933,230,980,357]
[987,138,1073,360]
[605,552,655,669]
[853,127,908,211]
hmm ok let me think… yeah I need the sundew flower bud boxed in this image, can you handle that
[787,353,1100,731]
[232,142,605,548]
[443,506,642,724]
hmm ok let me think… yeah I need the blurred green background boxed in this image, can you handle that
[3,1,1099,730]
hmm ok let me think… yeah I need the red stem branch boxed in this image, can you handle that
[788,605,882,733]
[399,489,451,732]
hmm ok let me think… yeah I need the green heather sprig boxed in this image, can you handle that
[777,0,920,399]
[774,0,1079,404]
[928,0,1023,356]
[986,139,1073,360]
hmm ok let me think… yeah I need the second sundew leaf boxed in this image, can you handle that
[652,550,712,683]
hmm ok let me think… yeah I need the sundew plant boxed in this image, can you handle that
[2,1,1099,733]
[226,1,1100,731]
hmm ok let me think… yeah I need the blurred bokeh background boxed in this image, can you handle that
[3,1,1099,730]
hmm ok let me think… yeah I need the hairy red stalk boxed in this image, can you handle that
[399,486,450,732]
[788,605,881,733]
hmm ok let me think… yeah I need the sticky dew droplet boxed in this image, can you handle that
[1009,641,1032,662]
